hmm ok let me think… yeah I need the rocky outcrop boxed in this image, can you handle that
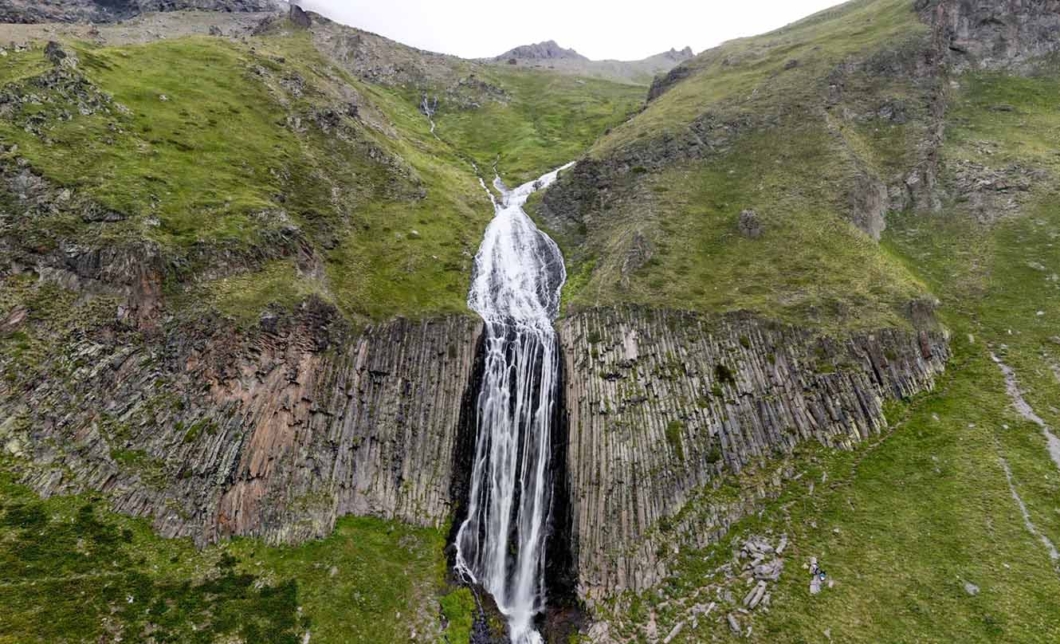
[918,0,1060,72]
[558,307,947,599]
[647,62,694,102]
[2,304,482,544]
[495,40,588,62]
[0,0,279,24]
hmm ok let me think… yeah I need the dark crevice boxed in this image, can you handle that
[539,343,586,642]
[447,327,488,568]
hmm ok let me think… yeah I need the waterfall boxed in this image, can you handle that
[456,163,573,644]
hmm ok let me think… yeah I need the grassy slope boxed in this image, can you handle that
[561,127,926,332]
[592,57,1060,644]
[0,28,642,322]
[593,0,922,155]
[546,0,932,331]
[0,468,464,643]
[435,67,644,186]
[0,32,494,322]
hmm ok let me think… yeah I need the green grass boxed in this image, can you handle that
[594,0,925,155]
[206,259,327,324]
[534,0,935,331]
[0,467,468,644]
[594,330,1060,643]
[0,32,499,323]
[1,39,297,248]
[559,125,926,331]
[435,67,644,186]
[440,587,476,643]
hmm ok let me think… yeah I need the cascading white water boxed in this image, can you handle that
[456,163,574,644]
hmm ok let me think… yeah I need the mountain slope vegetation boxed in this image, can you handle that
[2,0,1060,642]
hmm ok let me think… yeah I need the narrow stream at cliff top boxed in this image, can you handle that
[455,163,573,644]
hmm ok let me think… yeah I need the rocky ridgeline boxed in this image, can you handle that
[0,0,279,24]
[2,303,482,544]
[494,40,588,62]
[558,307,947,600]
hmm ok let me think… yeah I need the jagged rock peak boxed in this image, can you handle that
[662,46,695,61]
[0,0,281,24]
[496,40,588,61]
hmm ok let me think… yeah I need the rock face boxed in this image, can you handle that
[558,307,947,599]
[288,2,311,28]
[495,40,589,62]
[0,0,279,24]
[5,304,482,544]
[919,0,1060,71]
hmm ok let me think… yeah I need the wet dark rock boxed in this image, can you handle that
[648,63,694,102]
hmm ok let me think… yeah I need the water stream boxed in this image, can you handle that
[456,163,573,643]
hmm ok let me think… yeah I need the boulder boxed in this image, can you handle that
[289,4,312,28]
[738,209,763,239]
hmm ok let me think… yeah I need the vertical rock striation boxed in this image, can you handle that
[558,307,947,600]
[3,304,482,544]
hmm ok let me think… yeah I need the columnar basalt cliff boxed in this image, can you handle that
[3,304,482,544]
[559,307,947,599]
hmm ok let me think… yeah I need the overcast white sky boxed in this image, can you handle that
[295,0,847,61]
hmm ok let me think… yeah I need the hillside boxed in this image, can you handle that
[2,1,1060,643]
[532,0,1060,641]
[491,40,695,85]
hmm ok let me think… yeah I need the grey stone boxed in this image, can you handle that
[738,209,763,239]
[289,4,312,28]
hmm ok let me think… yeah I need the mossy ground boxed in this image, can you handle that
[1,28,641,324]
[0,467,467,643]
[0,32,494,323]
[434,68,644,186]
